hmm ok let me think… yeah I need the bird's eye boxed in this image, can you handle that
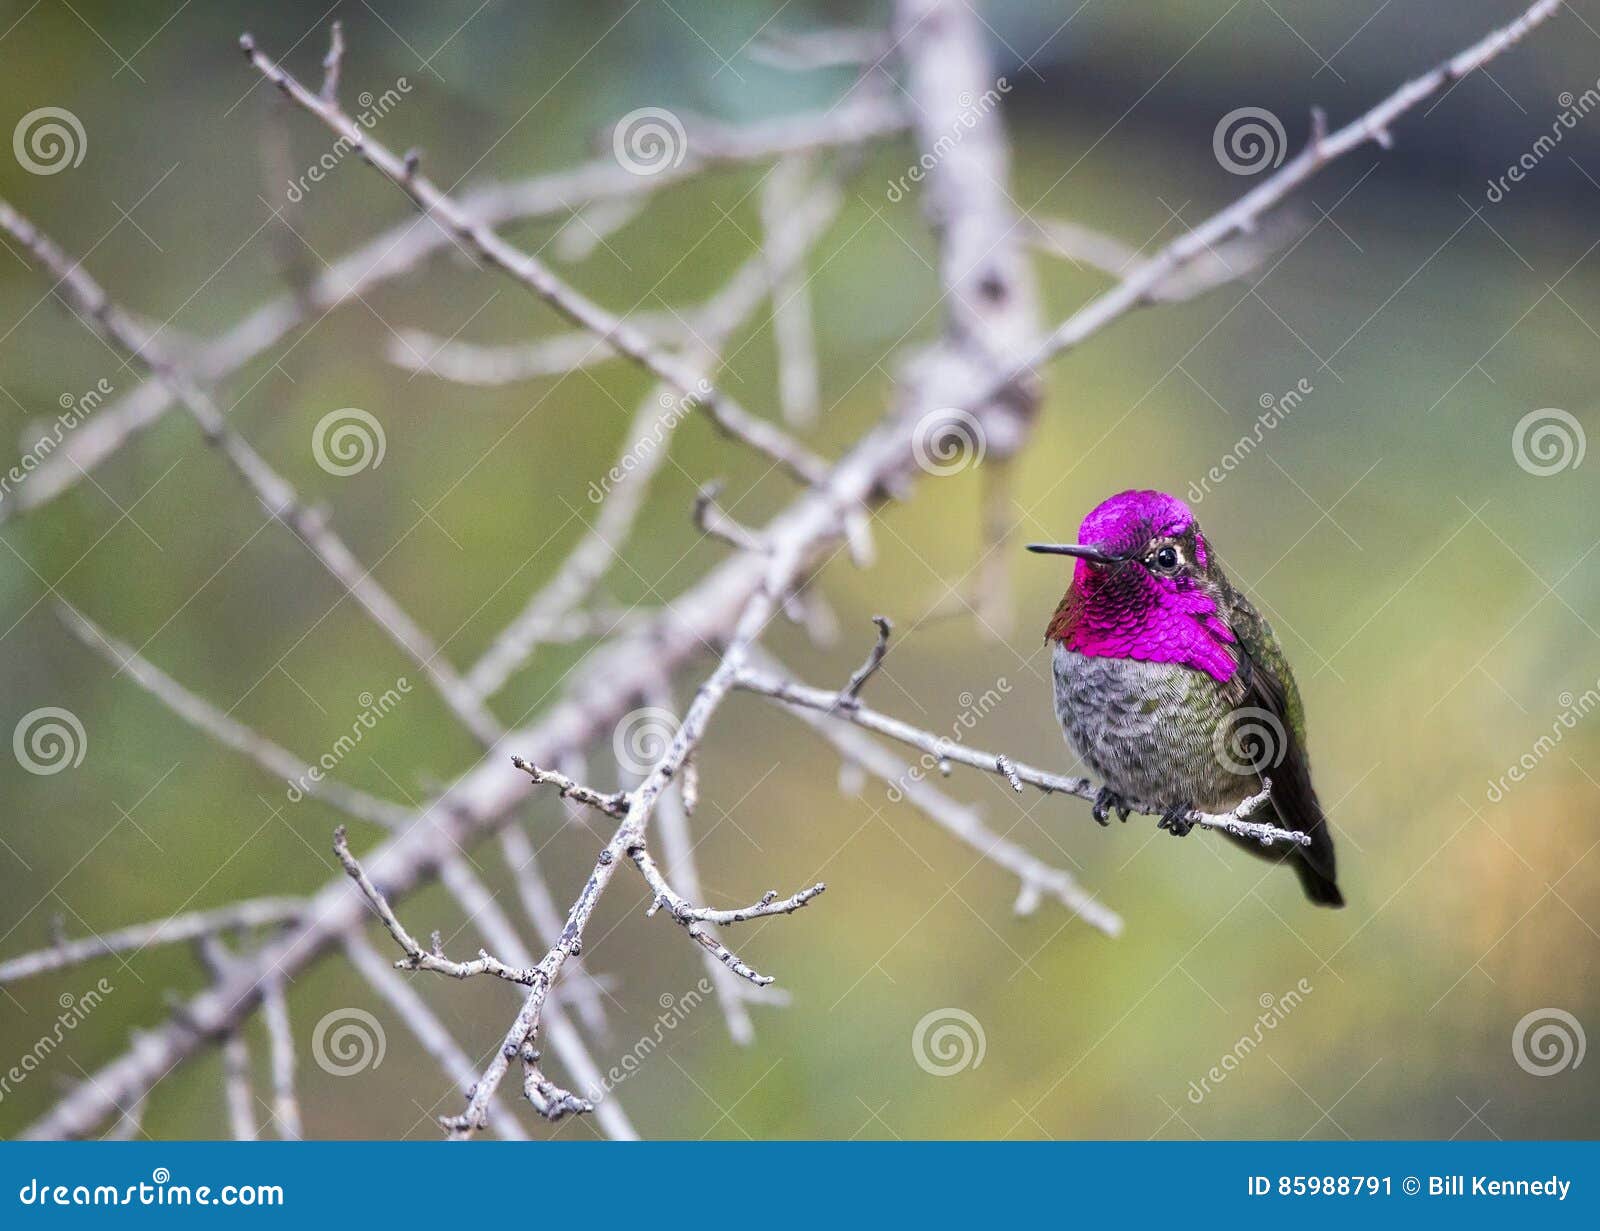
[1154,546,1179,571]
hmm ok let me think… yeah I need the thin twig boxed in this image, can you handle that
[734,665,1301,848]
[0,95,899,521]
[259,976,302,1139]
[220,1032,257,1141]
[837,615,892,708]
[497,823,612,1037]
[459,166,847,700]
[56,602,410,830]
[693,481,768,553]
[768,673,1123,936]
[511,758,630,819]
[319,19,344,102]
[342,935,529,1140]
[241,31,830,487]
[651,775,758,1043]
[1018,0,1566,375]
[0,898,303,986]
[334,827,537,985]
[0,201,503,746]
[629,845,824,987]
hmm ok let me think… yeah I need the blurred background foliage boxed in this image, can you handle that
[0,0,1596,1140]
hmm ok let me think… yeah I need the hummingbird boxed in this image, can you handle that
[1028,489,1343,907]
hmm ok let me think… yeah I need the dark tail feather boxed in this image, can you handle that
[1293,817,1344,908]
[1294,853,1344,908]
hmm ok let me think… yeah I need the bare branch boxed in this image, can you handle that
[693,481,768,554]
[496,823,611,1037]
[57,602,409,830]
[1019,0,1565,375]
[770,678,1124,936]
[343,935,530,1140]
[0,89,903,522]
[220,1033,257,1142]
[193,938,260,1142]
[0,200,502,747]
[319,18,344,101]
[838,615,892,708]
[240,31,830,487]
[334,827,537,985]
[652,776,757,1043]
[0,897,302,986]
[510,758,630,820]
[259,976,302,1139]
[734,665,1302,848]
[761,156,821,426]
[629,844,824,987]
[518,1043,593,1122]
[460,166,847,701]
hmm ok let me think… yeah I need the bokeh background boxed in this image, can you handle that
[1,0,1597,1140]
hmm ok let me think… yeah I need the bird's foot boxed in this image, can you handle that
[1092,786,1129,827]
[1158,801,1196,837]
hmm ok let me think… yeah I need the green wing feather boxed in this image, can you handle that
[1221,582,1344,906]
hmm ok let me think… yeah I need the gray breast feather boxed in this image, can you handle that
[1051,642,1251,810]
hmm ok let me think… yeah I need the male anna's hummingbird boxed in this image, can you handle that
[1029,489,1343,907]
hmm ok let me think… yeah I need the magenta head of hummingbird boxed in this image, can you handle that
[1028,489,1238,683]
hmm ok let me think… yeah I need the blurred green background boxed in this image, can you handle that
[1,0,1596,1140]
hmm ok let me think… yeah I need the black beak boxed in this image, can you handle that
[1026,542,1125,565]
